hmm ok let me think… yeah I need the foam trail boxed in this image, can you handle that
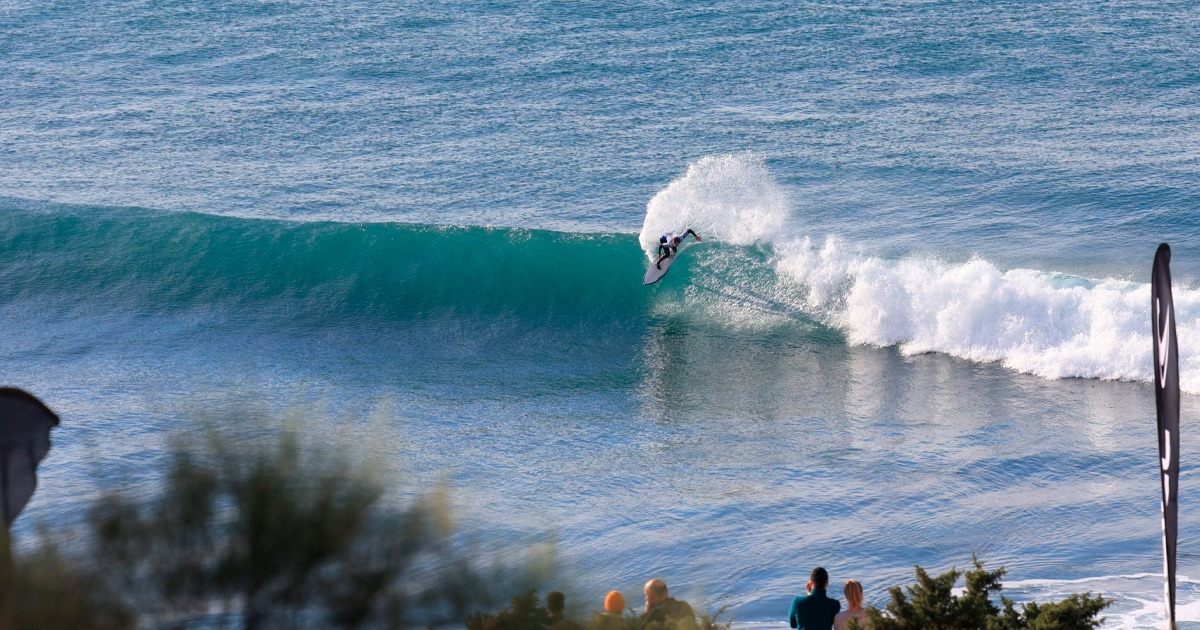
[772,236,1200,393]
[639,152,790,255]
[1000,573,1200,630]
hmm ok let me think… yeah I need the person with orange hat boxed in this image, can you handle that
[588,591,626,630]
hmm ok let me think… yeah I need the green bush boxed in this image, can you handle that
[697,606,733,630]
[467,589,549,630]
[862,557,1109,630]
[3,529,133,630]
[86,423,484,630]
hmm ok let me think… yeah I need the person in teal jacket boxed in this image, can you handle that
[789,567,841,630]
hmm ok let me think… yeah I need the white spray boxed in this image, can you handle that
[638,152,790,255]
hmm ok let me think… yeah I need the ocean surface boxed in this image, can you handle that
[4,0,1200,627]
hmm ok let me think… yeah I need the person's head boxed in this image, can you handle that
[547,591,565,616]
[844,580,863,610]
[809,567,829,590]
[605,591,626,614]
[672,237,682,246]
[644,578,668,608]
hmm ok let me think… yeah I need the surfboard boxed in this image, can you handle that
[643,252,676,285]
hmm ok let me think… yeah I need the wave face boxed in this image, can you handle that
[0,204,648,322]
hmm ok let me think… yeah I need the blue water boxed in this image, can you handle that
[4,1,1200,627]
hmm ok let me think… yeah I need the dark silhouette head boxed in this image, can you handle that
[810,567,829,589]
[547,591,566,615]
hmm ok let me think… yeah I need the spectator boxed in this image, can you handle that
[788,567,841,630]
[546,591,583,630]
[606,591,626,614]
[641,579,697,630]
[588,591,626,630]
[833,580,867,630]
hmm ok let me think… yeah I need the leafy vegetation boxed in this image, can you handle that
[467,590,549,630]
[5,420,499,630]
[861,557,1109,630]
[3,529,132,630]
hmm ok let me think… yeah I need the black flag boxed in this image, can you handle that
[0,388,58,527]
[1152,243,1180,630]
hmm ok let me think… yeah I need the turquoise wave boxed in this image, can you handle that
[0,204,670,322]
[6,202,1184,394]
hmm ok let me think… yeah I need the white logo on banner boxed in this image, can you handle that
[1157,297,1171,388]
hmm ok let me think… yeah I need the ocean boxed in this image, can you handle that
[3,0,1200,627]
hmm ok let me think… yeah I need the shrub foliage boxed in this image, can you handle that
[88,425,481,630]
[862,557,1109,630]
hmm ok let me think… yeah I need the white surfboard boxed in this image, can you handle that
[643,252,676,285]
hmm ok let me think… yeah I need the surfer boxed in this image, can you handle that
[655,229,701,268]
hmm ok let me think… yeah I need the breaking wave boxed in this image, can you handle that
[3,153,1195,392]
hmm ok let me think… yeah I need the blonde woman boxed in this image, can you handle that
[832,580,867,630]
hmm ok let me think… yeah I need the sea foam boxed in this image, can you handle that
[774,236,1200,393]
[645,153,1200,394]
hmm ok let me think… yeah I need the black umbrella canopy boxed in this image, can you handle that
[0,388,59,528]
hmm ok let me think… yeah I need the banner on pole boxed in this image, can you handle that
[1152,243,1180,630]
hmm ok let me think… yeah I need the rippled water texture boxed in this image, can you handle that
[4,1,1200,628]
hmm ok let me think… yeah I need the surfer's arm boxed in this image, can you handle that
[684,229,701,241]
